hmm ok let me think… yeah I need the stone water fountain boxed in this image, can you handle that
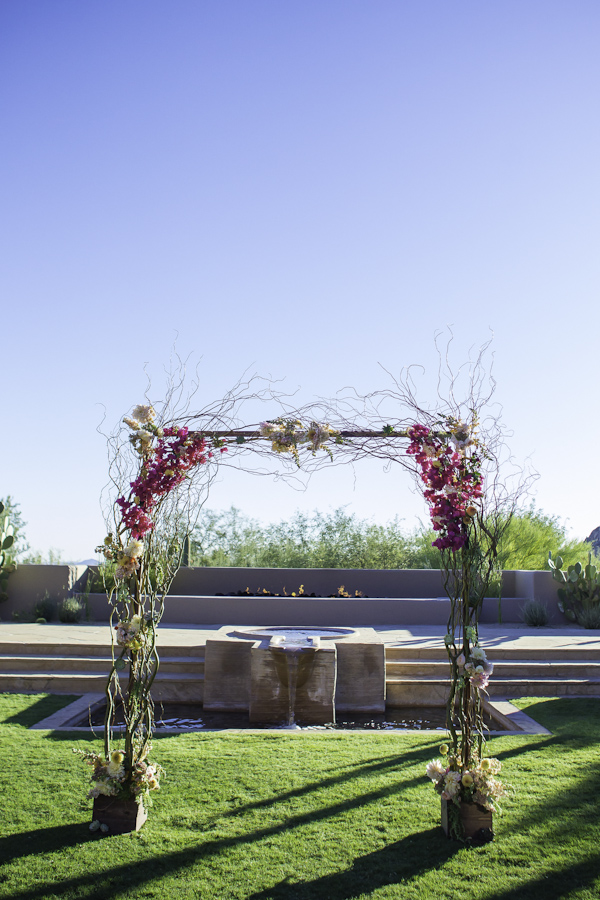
[202,626,385,725]
[267,632,322,727]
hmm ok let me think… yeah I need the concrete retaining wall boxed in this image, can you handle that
[1,564,565,626]
[170,567,449,598]
[0,565,89,621]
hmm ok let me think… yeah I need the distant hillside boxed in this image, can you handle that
[585,527,600,556]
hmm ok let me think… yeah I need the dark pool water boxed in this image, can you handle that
[86,703,502,731]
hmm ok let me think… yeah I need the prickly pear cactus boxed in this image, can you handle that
[548,551,600,624]
[0,500,16,602]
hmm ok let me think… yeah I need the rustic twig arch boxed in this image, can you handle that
[80,354,530,837]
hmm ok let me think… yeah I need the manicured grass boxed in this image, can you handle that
[1,694,599,899]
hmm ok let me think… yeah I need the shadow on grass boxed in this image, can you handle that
[488,699,600,767]
[483,853,600,900]
[2,774,427,899]
[0,822,94,862]
[209,745,438,823]
[247,828,458,899]
[512,698,600,740]
[1,695,79,728]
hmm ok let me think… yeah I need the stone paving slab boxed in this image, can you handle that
[2,622,599,653]
[376,624,600,653]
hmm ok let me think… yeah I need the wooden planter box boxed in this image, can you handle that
[441,798,494,841]
[92,796,147,834]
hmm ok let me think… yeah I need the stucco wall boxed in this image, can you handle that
[0,564,564,626]
[0,565,88,621]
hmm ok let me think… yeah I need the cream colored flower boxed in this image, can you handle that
[124,540,144,558]
[441,772,461,799]
[425,759,446,783]
[450,420,473,449]
[107,761,125,779]
[132,405,155,424]
[94,781,117,797]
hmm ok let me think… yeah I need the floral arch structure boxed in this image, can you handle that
[82,367,523,834]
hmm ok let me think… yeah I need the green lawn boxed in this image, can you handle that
[1,693,599,900]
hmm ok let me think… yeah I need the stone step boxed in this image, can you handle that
[385,659,600,678]
[0,655,204,674]
[385,645,600,661]
[0,671,204,702]
[0,642,205,659]
[386,675,600,706]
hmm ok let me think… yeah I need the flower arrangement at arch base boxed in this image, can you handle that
[74,746,164,835]
[426,743,506,843]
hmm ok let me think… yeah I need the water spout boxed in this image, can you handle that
[270,637,319,727]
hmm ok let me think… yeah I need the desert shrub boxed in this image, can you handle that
[190,508,442,569]
[34,593,56,622]
[521,598,550,627]
[496,505,594,571]
[189,505,593,571]
[58,597,83,623]
[21,548,63,564]
[578,606,600,630]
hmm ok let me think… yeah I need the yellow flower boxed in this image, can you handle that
[111,751,125,765]
[480,758,491,771]
[439,744,449,755]
[461,773,474,787]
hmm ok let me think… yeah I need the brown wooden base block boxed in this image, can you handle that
[92,796,148,834]
[441,798,494,841]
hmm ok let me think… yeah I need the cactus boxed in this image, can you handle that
[0,500,16,602]
[548,550,600,626]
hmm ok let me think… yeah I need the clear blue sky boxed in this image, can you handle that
[1,1,598,560]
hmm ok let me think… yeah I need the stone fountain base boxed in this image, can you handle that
[202,626,385,725]
[250,642,336,724]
